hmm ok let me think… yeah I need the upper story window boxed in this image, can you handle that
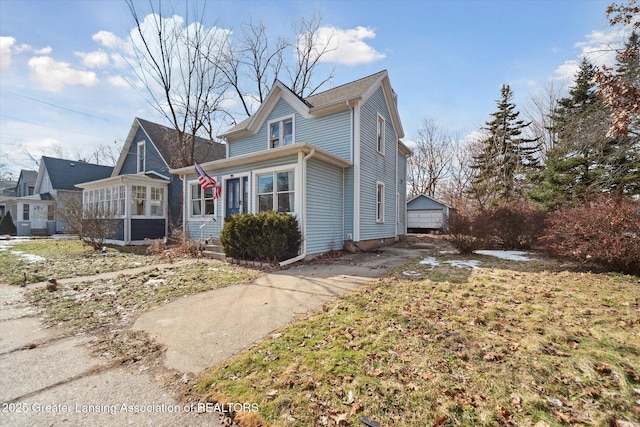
[137,141,146,173]
[269,116,294,149]
[377,114,385,155]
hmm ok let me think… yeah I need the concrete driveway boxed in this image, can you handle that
[132,247,422,374]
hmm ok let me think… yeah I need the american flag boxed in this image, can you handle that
[194,162,216,190]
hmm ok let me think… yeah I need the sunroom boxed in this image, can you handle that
[77,173,169,245]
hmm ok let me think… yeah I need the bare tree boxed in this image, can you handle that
[407,117,454,198]
[440,139,475,212]
[287,14,336,98]
[524,82,564,154]
[55,192,120,251]
[220,20,287,118]
[125,0,229,167]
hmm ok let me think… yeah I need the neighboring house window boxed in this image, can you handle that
[131,185,147,216]
[269,117,293,148]
[377,114,385,154]
[47,205,55,221]
[190,183,215,216]
[257,170,294,213]
[137,141,146,173]
[28,186,34,196]
[376,182,384,223]
[150,187,164,216]
[23,204,30,220]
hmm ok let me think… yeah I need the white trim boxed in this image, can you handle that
[353,102,361,241]
[267,114,295,149]
[253,164,298,214]
[220,172,250,230]
[187,179,218,219]
[376,181,385,223]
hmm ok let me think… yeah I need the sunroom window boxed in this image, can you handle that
[131,185,147,216]
[257,171,295,213]
[150,187,164,216]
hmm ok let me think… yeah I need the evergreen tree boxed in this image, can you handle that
[530,54,639,209]
[0,211,17,235]
[469,84,540,207]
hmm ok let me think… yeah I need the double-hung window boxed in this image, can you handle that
[131,185,147,216]
[137,141,146,173]
[377,114,385,154]
[190,183,215,217]
[257,171,295,213]
[150,187,164,216]
[376,182,385,223]
[269,117,293,148]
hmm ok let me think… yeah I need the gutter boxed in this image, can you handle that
[279,149,316,267]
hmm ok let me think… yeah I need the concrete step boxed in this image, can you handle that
[201,243,226,261]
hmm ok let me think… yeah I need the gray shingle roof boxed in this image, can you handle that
[41,157,113,191]
[19,170,37,187]
[136,118,226,169]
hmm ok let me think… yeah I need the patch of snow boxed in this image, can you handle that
[475,250,533,261]
[419,257,440,267]
[402,270,422,277]
[446,260,482,269]
[10,250,45,263]
[145,278,165,285]
[438,250,458,255]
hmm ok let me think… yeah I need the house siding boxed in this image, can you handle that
[184,154,300,241]
[359,87,398,241]
[305,158,344,254]
[131,218,165,241]
[228,98,352,161]
[397,154,407,236]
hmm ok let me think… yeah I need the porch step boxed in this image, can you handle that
[201,242,226,261]
[31,228,48,237]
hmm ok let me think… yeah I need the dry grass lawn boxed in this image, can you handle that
[189,244,640,426]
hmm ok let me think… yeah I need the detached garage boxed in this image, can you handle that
[407,194,455,233]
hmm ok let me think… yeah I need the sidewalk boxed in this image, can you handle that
[1,245,425,426]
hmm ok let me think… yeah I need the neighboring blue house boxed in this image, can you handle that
[5,158,113,236]
[171,70,411,260]
[406,194,456,232]
[77,118,226,245]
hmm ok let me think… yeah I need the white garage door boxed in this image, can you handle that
[408,209,443,229]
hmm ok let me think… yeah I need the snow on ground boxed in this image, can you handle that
[420,256,482,269]
[419,257,441,267]
[9,250,45,263]
[474,250,534,261]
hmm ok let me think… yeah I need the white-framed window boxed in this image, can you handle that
[256,170,295,213]
[137,141,146,173]
[268,116,294,149]
[377,114,385,155]
[150,187,164,216]
[23,204,30,221]
[190,183,216,217]
[131,185,147,216]
[376,181,385,223]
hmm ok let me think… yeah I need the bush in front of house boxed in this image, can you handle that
[220,211,302,263]
[541,195,640,275]
[445,212,484,254]
[0,211,17,235]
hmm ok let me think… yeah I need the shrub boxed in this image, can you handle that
[0,211,17,235]
[445,213,483,254]
[220,211,302,263]
[486,202,547,249]
[541,195,640,275]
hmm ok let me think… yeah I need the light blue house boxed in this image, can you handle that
[171,70,411,260]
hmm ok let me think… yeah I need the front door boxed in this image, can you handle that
[225,177,248,218]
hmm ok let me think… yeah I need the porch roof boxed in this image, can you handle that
[75,173,170,190]
[170,142,352,175]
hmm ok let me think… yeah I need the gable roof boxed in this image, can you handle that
[407,194,454,210]
[37,157,114,191]
[220,70,404,140]
[114,118,227,174]
[18,170,37,187]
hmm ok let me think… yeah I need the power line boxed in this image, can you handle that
[0,114,125,141]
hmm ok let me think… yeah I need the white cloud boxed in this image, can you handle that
[0,36,16,70]
[28,56,99,92]
[552,59,578,82]
[33,46,52,55]
[75,49,109,68]
[301,25,386,66]
[92,30,121,49]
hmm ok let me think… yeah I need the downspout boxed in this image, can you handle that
[279,148,316,266]
[180,174,187,243]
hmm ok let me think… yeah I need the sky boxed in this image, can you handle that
[0,0,634,179]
